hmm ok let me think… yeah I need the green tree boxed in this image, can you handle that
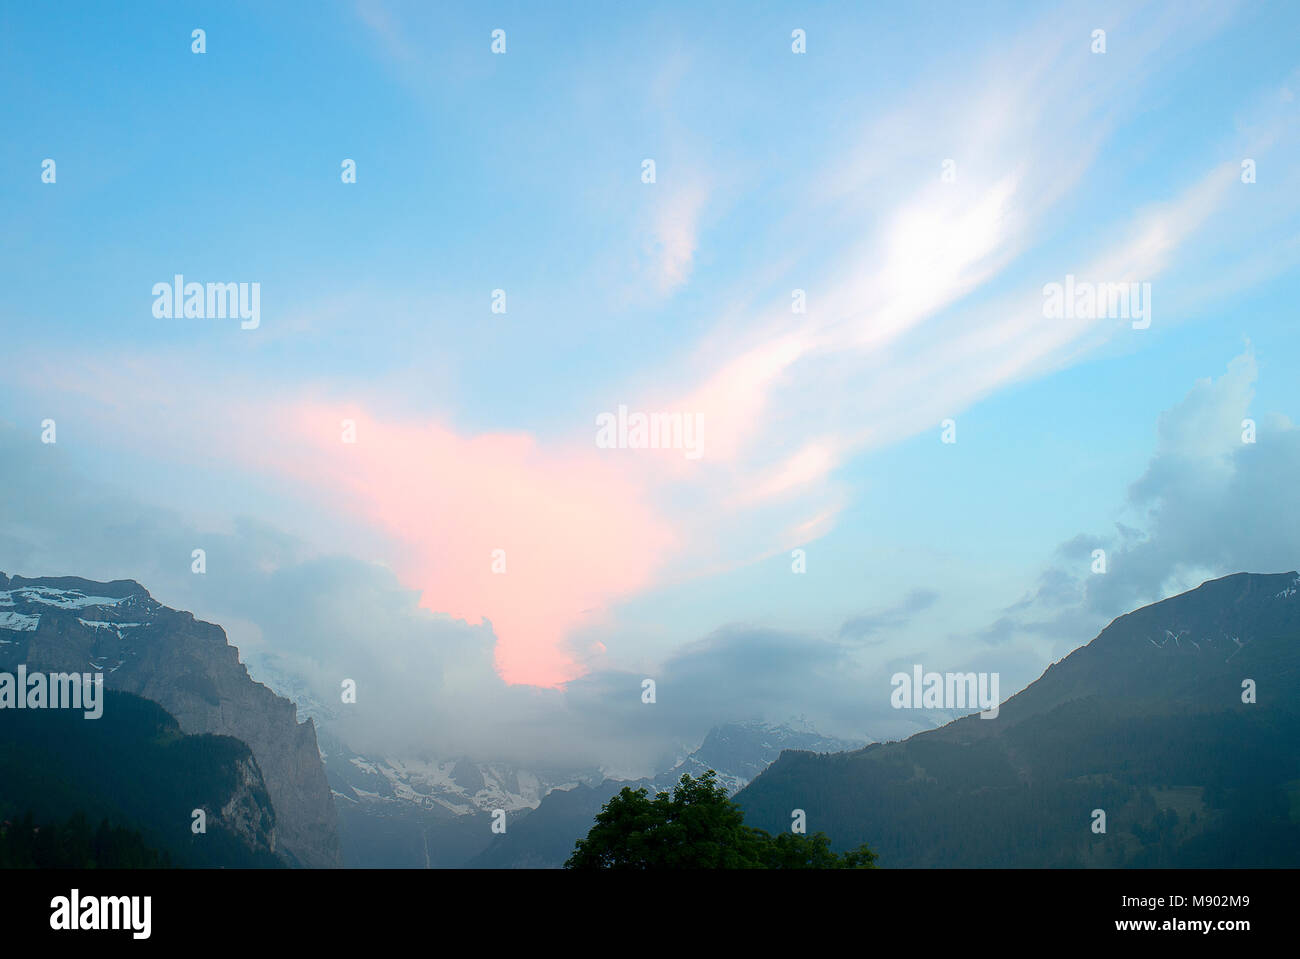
[565,770,877,869]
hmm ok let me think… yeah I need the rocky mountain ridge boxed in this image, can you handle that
[0,573,341,867]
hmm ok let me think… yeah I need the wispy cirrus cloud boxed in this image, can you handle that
[644,181,707,294]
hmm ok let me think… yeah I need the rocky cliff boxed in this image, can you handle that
[0,573,341,867]
[0,687,280,866]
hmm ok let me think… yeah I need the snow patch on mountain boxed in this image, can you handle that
[245,649,601,818]
[3,587,130,610]
[0,611,40,631]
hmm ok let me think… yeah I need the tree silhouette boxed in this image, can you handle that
[565,770,877,869]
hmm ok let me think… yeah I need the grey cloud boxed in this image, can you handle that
[839,588,940,644]
[971,347,1300,658]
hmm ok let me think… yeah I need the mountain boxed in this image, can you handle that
[666,719,861,795]
[0,688,280,866]
[734,571,1300,867]
[235,665,864,868]
[246,649,604,866]
[468,720,864,868]
[324,734,605,867]
[0,574,341,867]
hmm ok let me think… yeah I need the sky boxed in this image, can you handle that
[1,0,1299,774]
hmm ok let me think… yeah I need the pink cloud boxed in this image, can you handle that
[14,353,685,689]
[274,405,677,687]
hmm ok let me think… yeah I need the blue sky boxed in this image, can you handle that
[2,1,1299,768]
